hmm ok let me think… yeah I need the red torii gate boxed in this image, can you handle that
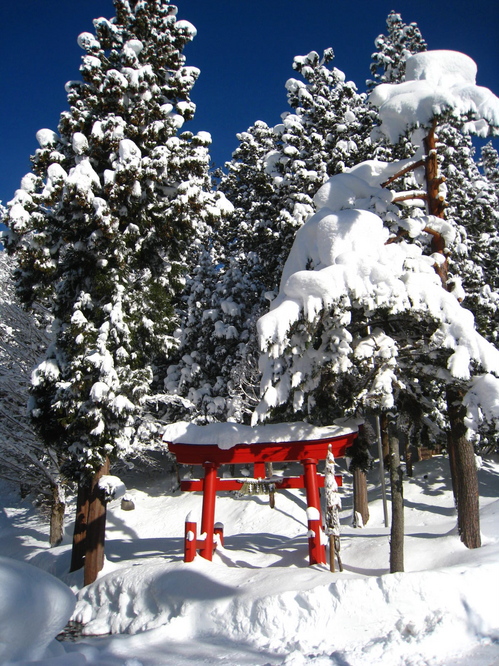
[166,427,357,566]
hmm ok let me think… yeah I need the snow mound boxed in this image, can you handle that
[0,556,75,663]
[73,553,499,664]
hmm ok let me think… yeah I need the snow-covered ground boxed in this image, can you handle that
[1,452,499,665]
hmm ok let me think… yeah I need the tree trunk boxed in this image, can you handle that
[446,388,481,549]
[84,458,110,586]
[423,121,448,285]
[49,483,65,547]
[421,125,480,549]
[380,414,390,464]
[70,481,91,572]
[352,467,369,527]
[446,431,459,504]
[389,433,404,573]
[405,442,413,478]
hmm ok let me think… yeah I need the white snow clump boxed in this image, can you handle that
[370,50,499,142]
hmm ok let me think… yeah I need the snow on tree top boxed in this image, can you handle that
[162,421,358,450]
[406,50,477,87]
[370,50,499,142]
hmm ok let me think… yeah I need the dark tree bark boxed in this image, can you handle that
[352,468,369,527]
[389,432,404,573]
[49,485,66,546]
[446,431,459,504]
[446,388,481,549]
[70,458,110,581]
[380,414,390,464]
[84,458,110,586]
[70,481,91,572]
[49,483,65,547]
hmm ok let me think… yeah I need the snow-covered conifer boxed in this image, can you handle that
[368,11,427,90]
[437,124,499,345]
[2,0,231,480]
[254,49,499,551]
[479,141,499,186]
[166,50,373,423]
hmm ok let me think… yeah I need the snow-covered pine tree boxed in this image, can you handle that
[368,11,499,536]
[2,0,231,580]
[254,49,499,556]
[368,10,427,90]
[479,141,499,186]
[163,120,278,423]
[438,124,499,346]
[165,49,374,423]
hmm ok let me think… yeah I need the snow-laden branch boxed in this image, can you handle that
[253,158,499,424]
[370,50,499,143]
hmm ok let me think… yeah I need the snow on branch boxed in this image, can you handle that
[253,157,499,424]
[464,374,499,435]
[370,50,499,143]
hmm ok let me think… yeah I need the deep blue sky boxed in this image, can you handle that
[0,0,497,207]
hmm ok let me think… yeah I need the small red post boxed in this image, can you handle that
[184,513,197,563]
[214,522,224,547]
[199,462,218,560]
[302,458,326,565]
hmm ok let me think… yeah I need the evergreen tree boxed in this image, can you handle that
[163,120,277,423]
[479,141,499,186]
[165,49,375,423]
[2,1,231,575]
[368,10,427,90]
[368,12,499,456]
[254,47,499,555]
[439,124,499,346]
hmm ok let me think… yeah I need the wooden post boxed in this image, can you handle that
[329,534,336,573]
[352,468,370,528]
[49,483,65,547]
[83,458,110,586]
[389,433,404,573]
[265,461,275,508]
